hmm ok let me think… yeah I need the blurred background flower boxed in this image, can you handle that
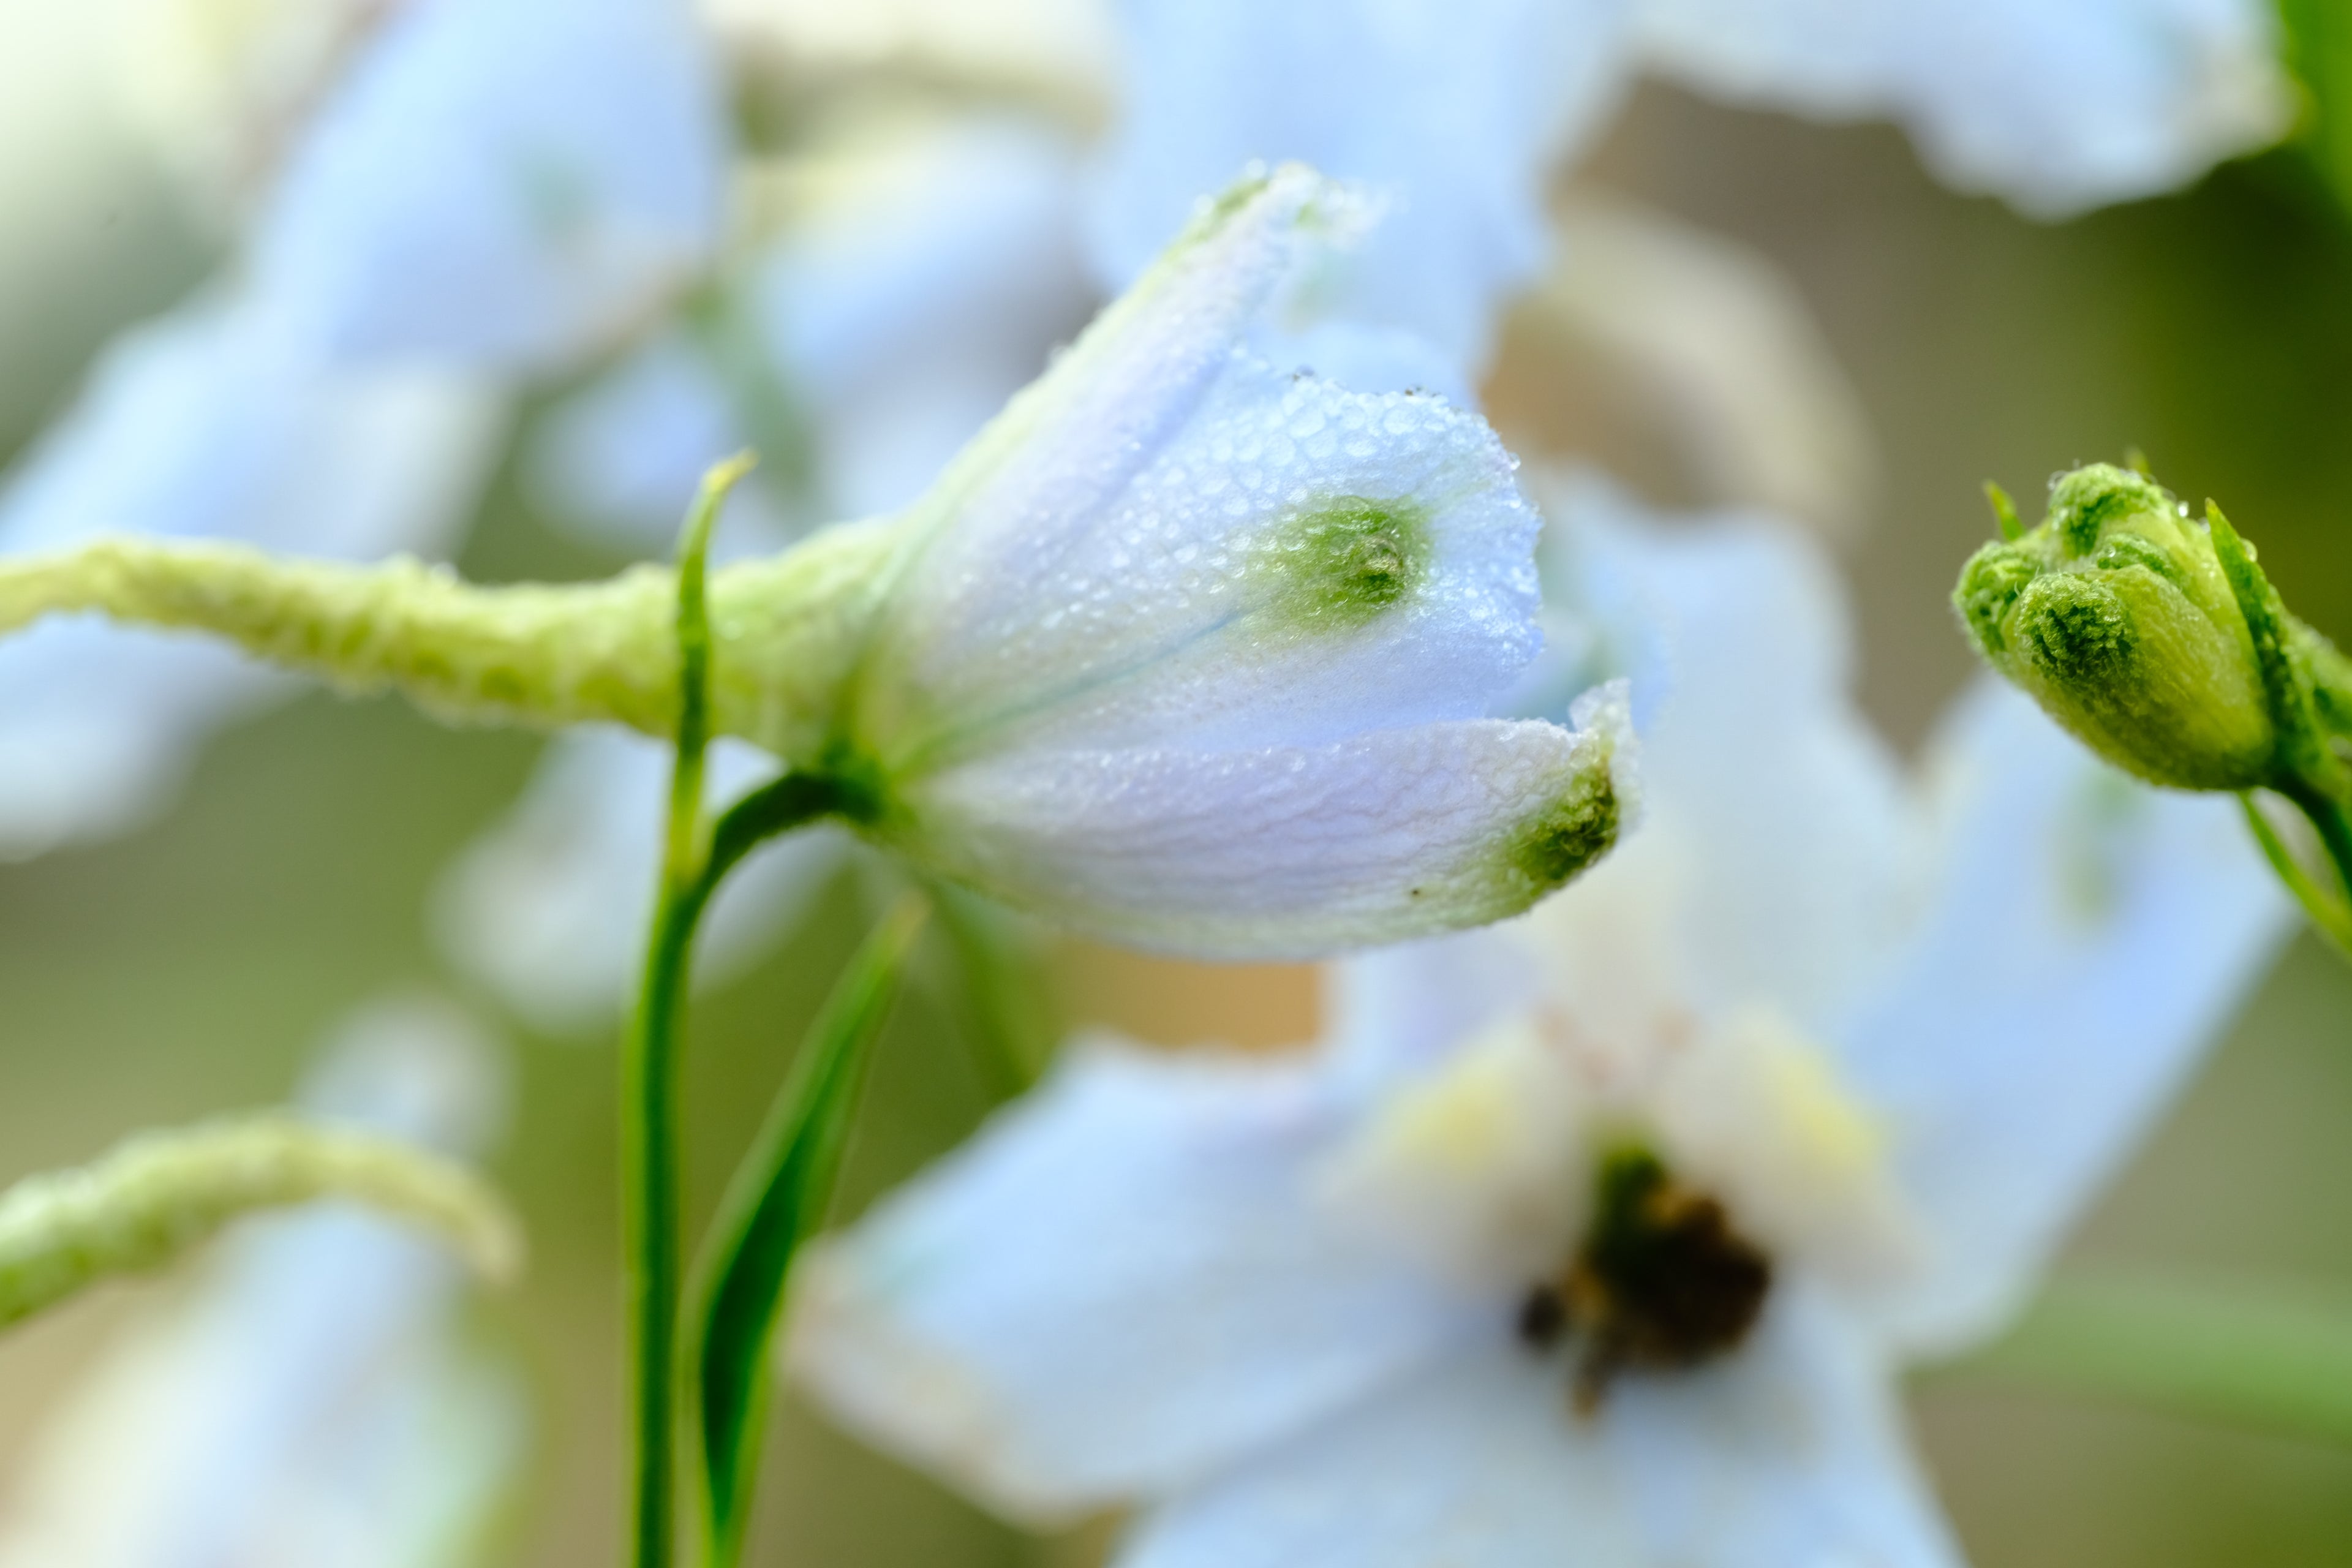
[2,0,2352,1564]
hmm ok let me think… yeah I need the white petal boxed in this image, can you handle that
[1838,679,2294,1357]
[1087,0,1636,371]
[0,299,501,856]
[856,167,1551,768]
[889,361,1545,764]
[1121,1286,1961,1568]
[254,0,727,371]
[434,726,849,1034]
[1531,477,1917,1030]
[1322,924,1547,1090]
[1632,0,2290,217]
[895,712,1630,960]
[785,1038,1485,1525]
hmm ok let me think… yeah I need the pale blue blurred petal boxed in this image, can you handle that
[0,298,502,857]
[1088,0,1635,373]
[1837,679,2295,1357]
[530,115,1091,552]
[254,0,727,370]
[1632,0,2290,218]
[1120,1285,1959,1568]
[786,1038,1488,1524]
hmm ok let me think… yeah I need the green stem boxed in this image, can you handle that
[626,456,753,1568]
[2281,776,2352,903]
[2239,794,2352,955]
[1941,1270,2352,1447]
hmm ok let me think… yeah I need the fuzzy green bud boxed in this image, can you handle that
[1954,464,2277,790]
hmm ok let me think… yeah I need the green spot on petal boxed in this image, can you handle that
[1265,497,1430,632]
[1507,758,1621,896]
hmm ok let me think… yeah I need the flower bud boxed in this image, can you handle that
[1953,464,2275,790]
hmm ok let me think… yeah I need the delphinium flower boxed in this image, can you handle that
[442,111,1098,1030]
[0,167,1630,958]
[0,0,725,857]
[423,0,2296,1027]
[0,995,528,1568]
[785,477,2291,1566]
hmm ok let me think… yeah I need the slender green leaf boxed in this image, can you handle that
[1933,1268,2352,1446]
[688,897,929,1568]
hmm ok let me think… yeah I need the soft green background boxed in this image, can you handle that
[4,65,2352,1568]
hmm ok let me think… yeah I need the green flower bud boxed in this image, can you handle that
[1953,463,2276,790]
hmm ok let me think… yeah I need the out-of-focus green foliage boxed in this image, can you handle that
[2279,0,2352,216]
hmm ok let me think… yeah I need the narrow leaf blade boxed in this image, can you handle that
[688,897,928,1566]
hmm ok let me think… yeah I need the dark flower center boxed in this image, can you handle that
[1518,1147,1772,1411]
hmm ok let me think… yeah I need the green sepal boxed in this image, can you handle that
[686,896,930,1568]
[2206,502,2344,798]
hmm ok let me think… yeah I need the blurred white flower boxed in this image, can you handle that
[0,0,727,857]
[531,110,1094,551]
[250,0,726,372]
[450,111,1095,1027]
[0,993,528,1568]
[1494,193,1879,544]
[0,298,501,859]
[1088,0,1630,382]
[1630,0,2291,220]
[1086,0,2288,392]
[785,480,2291,1564]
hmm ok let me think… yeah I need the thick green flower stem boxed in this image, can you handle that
[0,523,902,763]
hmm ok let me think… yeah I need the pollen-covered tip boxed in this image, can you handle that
[1951,462,2278,791]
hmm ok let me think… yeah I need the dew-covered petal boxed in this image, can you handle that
[433,727,848,1035]
[1631,0,2289,218]
[785,1038,1486,1525]
[254,0,726,371]
[1836,679,2293,1358]
[857,167,1553,767]
[884,360,1544,769]
[1088,0,1635,372]
[1120,1285,1959,1568]
[0,300,500,857]
[891,708,1630,960]
[1529,477,1916,1030]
